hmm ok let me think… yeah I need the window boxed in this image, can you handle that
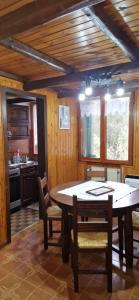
[79,93,134,165]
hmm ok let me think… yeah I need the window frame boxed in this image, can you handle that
[78,93,134,165]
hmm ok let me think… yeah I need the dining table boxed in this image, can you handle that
[50,180,139,269]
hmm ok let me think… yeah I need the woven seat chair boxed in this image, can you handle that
[70,194,113,293]
[38,175,62,250]
[131,211,139,258]
[84,165,124,261]
[124,175,139,258]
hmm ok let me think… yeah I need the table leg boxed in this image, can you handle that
[118,215,124,262]
[124,211,133,269]
[61,208,70,263]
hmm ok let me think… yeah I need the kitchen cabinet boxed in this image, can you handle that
[7,104,29,139]
[20,165,38,206]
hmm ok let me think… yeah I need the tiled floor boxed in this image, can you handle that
[11,206,39,235]
[0,222,139,299]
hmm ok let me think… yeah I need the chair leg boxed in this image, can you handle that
[81,216,88,222]
[72,249,79,293]
[49,219,53,237]
[73,268,79,293]
[43,219,48,250]
[106,250,112,293]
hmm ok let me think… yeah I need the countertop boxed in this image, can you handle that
[9,161,38,169]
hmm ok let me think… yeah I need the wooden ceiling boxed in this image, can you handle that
[1,0,139,95]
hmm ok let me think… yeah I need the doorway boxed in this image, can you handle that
[2,87,47,242]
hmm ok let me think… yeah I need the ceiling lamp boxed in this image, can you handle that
[85,79,93,96]
[116,79,125,97]
[85,86,93,96]
[78,92,86,101]
[104,88,111,101]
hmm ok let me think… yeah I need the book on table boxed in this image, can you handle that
[86,186,114,196]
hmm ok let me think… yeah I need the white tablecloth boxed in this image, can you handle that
[58,181,137,203]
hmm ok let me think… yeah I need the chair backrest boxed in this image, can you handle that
[85,165,107,182]
[72,195,112,248]
[38,176,50,218]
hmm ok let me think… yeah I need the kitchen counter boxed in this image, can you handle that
[9,161,38,169]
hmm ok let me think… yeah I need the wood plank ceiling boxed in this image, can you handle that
[0,0,139,94]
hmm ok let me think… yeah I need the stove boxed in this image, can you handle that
[9,167,20,177]
[9,167,21,211]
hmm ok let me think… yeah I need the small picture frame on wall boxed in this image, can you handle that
[59,105,70,129]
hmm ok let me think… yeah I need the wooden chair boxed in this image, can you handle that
[130,211,139,258]
[38,176,62,249]
[124,175,139,258]
[70,195,113,293]
[84,165,123,260]
[85,165,107,182]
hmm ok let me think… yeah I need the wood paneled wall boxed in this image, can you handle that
[121,90,139,180]
[0,77,23,245]
[0,91,7,244]
[46,91,78,188]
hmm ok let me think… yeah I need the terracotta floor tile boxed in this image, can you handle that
[0,266,9,281]
[26,270,50,287]
[27,287,55,300]
[13,280,35,300]
[12,262,35,279]
[0,222,139,299]
[54,287,80,300]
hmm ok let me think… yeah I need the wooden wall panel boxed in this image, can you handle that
[121,90,139,180]
[46,91,78,188]
[0,92,7,244]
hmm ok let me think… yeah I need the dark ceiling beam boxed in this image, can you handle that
[57,80,139,98]
[0,0,105,40]
[83,3,139,61]
[7,98,35,104]
[0,70,24,82]
[23,61,139,91]
[1,38,73,74]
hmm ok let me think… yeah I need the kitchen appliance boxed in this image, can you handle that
[9,167,21,211]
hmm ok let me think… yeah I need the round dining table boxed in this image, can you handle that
[50,180,139,269]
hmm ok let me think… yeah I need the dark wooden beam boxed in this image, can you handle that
[23,61,139,91]
[0,70,24,82]
[7,98,35,104]
[0,0,105,40]
[1,38,73,74]
[84,3,139,61]
[57,80,139,98]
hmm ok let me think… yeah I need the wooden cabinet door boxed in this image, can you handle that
[8,104,29,139]
[20,167,38,206]
[8,105,29,123]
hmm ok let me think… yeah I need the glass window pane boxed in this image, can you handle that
[80,98,101,158]
[106,95,130,161]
